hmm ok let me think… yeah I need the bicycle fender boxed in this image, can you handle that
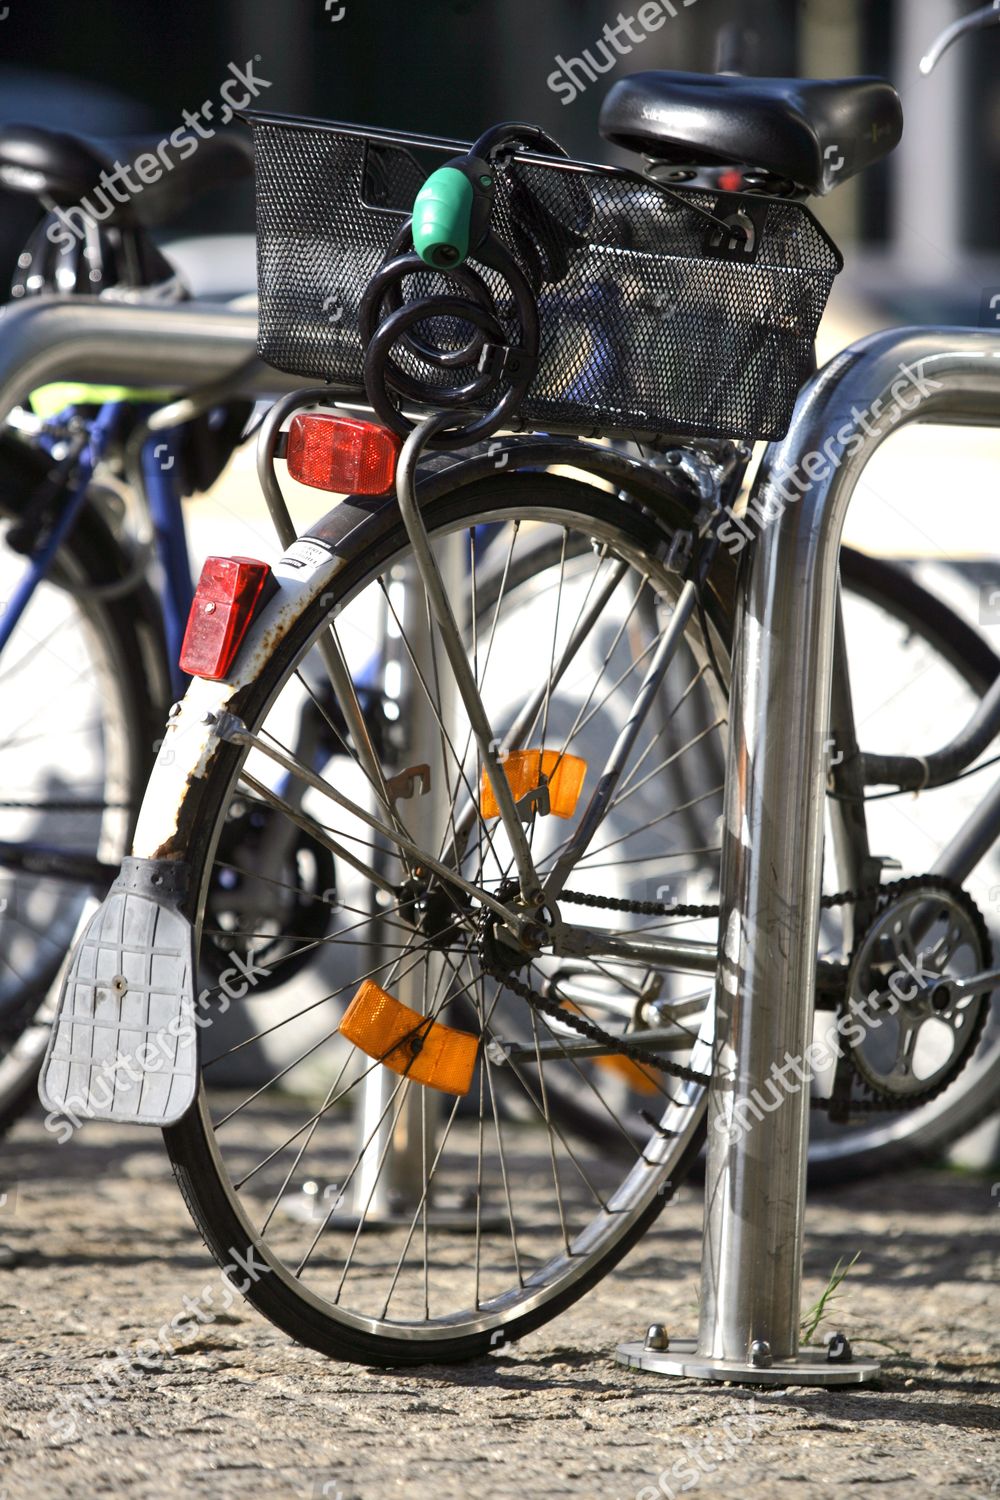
[130,438,721,872]
[130,435,720,854]
[39,858,198,1129]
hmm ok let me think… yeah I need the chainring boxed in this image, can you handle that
[842,875,992,1107]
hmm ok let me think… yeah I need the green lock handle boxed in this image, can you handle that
[412,155,494,270]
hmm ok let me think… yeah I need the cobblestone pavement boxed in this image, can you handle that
[0,1112,997,1500]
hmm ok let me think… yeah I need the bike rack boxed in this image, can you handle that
[0,296,305,420]
[618,326,1000,1385]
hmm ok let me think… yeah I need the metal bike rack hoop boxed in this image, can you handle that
[618,325,1000,1385]
[0,296,307,421]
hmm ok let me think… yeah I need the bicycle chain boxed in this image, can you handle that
[486,882,919,1111]
[558,885,884,920]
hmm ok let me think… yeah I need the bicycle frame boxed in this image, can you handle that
[137,428,194,699]
[0,405,196,699]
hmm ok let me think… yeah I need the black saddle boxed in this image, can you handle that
[599,72,903,195]
[0,122,252,226]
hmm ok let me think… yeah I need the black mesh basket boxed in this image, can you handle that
[249,111,843,444]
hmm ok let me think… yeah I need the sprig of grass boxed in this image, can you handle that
[800,1251,861,1344]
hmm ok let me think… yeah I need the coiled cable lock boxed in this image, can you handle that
[359,123,566,449]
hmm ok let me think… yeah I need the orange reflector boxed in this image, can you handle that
[286,412,401,495]
[559,997,659,1094]
[340,980,478,1096]
[480,749,586,821]
[595,1053,660,1094]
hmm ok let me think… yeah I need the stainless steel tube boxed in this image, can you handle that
[699,326,1000,1367]
[0,296,305,418]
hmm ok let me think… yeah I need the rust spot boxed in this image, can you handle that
[149,841,186,862]
[149,764,204,861]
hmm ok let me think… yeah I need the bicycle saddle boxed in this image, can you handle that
[0,122,253,224]
[599,72,903,195]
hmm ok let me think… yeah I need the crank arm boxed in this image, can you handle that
[933,965,1000,1002]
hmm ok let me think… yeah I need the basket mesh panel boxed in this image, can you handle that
[253,118,841,442]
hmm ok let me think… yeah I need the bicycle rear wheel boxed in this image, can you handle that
[164,473,727,1364]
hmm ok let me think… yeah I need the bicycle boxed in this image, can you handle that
[1,121,987,1180]
[31,10,1000,1368]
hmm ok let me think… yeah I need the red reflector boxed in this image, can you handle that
[179,556,271,681]
[718,168,743,192]
[286,412,401,495]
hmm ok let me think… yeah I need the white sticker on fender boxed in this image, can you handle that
[273,537,336,577]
